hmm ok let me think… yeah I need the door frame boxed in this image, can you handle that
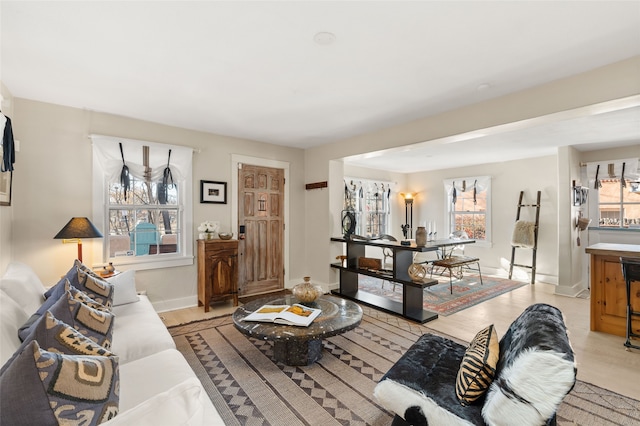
[231,154,290,288]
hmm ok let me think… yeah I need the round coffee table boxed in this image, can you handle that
[232,294,362,366]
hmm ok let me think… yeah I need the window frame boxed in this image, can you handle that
[594,178,640,228]
[585,158,640,229]
[91,136,194,271]
[443,176,492,247]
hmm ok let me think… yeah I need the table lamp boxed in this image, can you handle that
[54,217,103,262]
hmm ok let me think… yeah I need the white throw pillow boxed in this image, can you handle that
[106,270,139,306]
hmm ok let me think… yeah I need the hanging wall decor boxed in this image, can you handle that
[200,180,227,204]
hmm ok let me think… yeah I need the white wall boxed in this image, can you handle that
[556,146,588,296]
[409,155,559,282]
[9,99,306,311]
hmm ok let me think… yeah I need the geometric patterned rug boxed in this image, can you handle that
[358,273,529,316]
[169,306,640,425]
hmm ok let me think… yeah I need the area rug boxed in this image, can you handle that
[359,273,529,316]
[169,307,640,426]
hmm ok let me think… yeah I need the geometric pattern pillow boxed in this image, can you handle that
[48,290,115,349]
[68,282,111,313]
[29,311,115,357]
[17,281,112,342]
[455,324,499,405]
[75,268,114,309]
[4,311,115,376]
[74,258,103,279]
[45,260,114,309]
[0,340,119,425]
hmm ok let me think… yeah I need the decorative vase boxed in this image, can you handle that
[415,226,427,247]
[292,277,323,305]
[199,232,215,240]
[408,263,427,282]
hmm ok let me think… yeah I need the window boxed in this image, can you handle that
[91,135,194,270]
[595,179,640,227]
[344,178,393,237]
[444,176,491,244]
[587,158,640,228]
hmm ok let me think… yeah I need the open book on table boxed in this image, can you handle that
[243,304,322,327]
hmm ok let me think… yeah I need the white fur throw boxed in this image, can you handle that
[511,221,536,248]
[373,380,475,426]
[482,349,576,426]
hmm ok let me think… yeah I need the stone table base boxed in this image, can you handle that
[273,339,323,366]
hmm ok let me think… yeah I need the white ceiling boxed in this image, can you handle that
[2,1,640,172]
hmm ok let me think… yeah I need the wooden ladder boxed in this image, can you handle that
[509,191,541,284]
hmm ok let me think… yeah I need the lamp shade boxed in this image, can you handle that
[54,217,103,239]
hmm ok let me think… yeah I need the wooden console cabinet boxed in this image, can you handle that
[586,243,640,337]
[197,239,239,312]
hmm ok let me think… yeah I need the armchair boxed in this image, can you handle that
[374,303,576,426]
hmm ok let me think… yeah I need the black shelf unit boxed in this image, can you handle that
[330,237,440,323]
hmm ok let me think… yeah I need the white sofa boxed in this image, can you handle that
[0,261,224,425]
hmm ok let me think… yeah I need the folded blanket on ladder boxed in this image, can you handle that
[511,220,536,248]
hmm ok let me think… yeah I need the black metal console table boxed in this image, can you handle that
[330,237,441,323]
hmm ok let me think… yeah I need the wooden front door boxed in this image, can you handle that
[238,164,284,296]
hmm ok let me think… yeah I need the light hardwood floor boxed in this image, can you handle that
[160,282,640,400]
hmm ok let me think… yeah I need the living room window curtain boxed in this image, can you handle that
[344,177,396,236]
[90,134,195,269]
[443,176,490,206]
[91,135,193,182]
[443,175,491,244]
[586,157,639,190]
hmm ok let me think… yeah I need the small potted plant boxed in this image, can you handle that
[197,220,220,240]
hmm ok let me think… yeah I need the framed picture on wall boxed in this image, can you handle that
[200,180,227,204]
[0,171,11,206]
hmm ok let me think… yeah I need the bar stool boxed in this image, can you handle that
[620,257,640,350]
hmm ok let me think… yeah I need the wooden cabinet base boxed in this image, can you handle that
[586,244,640,338]
[197,239,239,312]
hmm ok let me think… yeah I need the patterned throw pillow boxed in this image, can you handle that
[455,324,499,405]
[48,289,115,349]
[69,282,111,312]
[45,260,114,308]
[0,340,119,425]
[3,311,114,377]
[30,311,114,356]
[18,280,111,342]
[76,267,114,309]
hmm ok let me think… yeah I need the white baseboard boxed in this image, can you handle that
[152,295,198,313]
[554,281,587,297]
